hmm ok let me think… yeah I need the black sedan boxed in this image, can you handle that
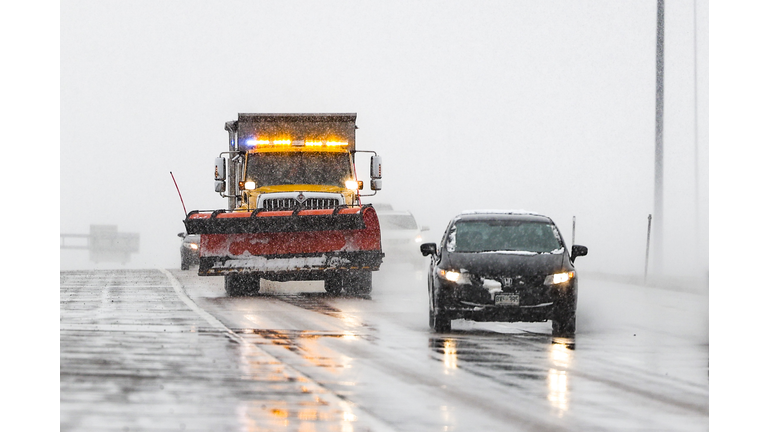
[178,232,200,270]
[420,211,588,336]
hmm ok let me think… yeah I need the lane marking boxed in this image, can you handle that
[159,268,398,432]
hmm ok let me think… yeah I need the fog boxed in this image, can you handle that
[60,1,708,282]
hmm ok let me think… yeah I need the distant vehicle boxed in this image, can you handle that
[420,210,588,336]
[178,233,200,270]
[373,204,429,266]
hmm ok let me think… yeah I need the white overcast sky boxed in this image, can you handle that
[2,1,767,428]
[56,0,712,277]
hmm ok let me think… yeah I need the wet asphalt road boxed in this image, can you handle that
[60,265,708,431]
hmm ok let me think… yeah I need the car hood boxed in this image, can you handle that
[441,250,568,277]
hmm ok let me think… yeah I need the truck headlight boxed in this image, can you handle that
[244,181,256,190]
[345,179,360,190]
[545,271,574,285]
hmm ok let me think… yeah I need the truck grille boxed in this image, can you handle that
[262,197,340,210]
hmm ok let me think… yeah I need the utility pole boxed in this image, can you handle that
[653,0,665,273]
[692,0,701,270]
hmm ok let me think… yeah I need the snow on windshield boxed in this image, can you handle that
[245,152,352,187]
[446,220,563,253]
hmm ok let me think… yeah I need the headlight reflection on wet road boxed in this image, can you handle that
[548,340,574,417]
[442,338,458,373]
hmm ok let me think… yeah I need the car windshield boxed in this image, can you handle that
[447,220,562,253]
[380,215,418,230]
[245,152,352,187]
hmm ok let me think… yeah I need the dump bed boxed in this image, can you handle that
[233,113,357,152]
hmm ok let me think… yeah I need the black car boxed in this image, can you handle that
[420,211,588,336]
[178,232,200,270]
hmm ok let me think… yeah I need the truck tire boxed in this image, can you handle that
[324,273,343,295]
[225,274,260,297]
[346,270,372,296]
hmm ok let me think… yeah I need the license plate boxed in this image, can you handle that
[495,293,520,306]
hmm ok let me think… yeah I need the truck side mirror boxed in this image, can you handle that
[369,155,382,191]
[571,245,588,262]
[370,155,382,179]
[214,157,226,192]
[421,243,437,257]
[214,157,226,180]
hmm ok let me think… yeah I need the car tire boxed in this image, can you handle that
[552,303,576,337]
[429,288,451,333]
[225,274,260,297]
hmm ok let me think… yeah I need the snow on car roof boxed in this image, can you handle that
[460,209,545,217]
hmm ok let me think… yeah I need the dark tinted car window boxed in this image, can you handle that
[448,220,562,253]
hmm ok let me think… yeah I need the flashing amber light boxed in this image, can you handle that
[249,138,348,148]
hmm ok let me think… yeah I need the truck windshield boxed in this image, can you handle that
[245,152,352,187]
[448,220,562,253]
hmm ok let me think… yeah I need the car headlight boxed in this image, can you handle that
[544,271,574,285]
[438,269,472,284]
[188,243,199,250]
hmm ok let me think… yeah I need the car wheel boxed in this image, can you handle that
[429,287,451,333]
[552,303,576,337]
[225,274,260,296]
[181,260,190,271]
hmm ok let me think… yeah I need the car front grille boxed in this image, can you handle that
[261,197,340,211]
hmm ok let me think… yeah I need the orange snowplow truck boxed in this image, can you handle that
[184,113,385,296]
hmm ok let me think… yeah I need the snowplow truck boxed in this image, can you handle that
[184,113,384,296]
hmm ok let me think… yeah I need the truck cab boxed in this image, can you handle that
[239,143,359,211]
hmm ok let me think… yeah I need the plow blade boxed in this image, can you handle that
[183,205,384,275]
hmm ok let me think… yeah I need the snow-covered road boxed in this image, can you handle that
[60,265,708,431]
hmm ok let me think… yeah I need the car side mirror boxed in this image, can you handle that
[178,232,185,238]
[571,245,588,262]
[420,242,437,257]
